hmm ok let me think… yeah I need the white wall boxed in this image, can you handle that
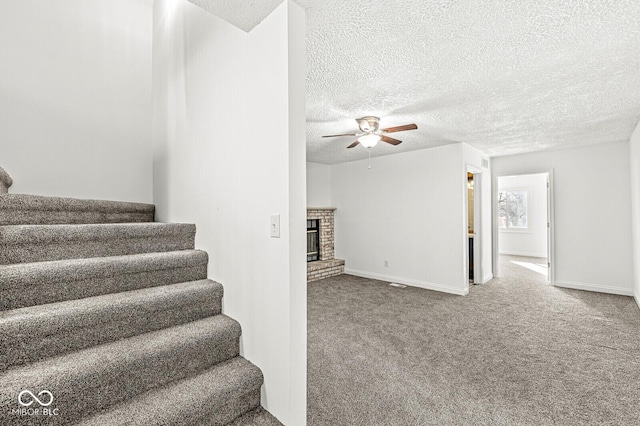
[492,141,634,296]
[0,0,153,202]
[498,173,548,258]
[331,143,484,295]
[630,121,640,307]
[480,161,494,283]
[152,1,306,424]
[306,162,331,206]
[286,4,307,421]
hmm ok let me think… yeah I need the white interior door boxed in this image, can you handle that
[546,173,555,283]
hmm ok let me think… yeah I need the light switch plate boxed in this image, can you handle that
[270,214,280,238]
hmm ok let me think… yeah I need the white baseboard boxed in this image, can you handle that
[499,250,547,258]
[344,268,468,296]
[554,280,634,297]
[481,273,493,284]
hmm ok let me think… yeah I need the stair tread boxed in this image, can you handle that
[0,223,196,265]
[0,250,208,285]
[1,279,223,369]
[229,407,283,426]
[0,222,195,243]
[0,315,239,379]
[77,357,263,426]
[0,250,209,311]
[1,279,221,324]
[0,193,154,225]
[0,193,154,213]
[0,316,241,425]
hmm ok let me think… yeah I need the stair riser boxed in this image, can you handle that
[1,263,207,310]
[230,408,282,426]
[0,319,241,426]
[77,390,261,426]
[0,235,195,265]
[199,390,262,426]
[1,284,223,371]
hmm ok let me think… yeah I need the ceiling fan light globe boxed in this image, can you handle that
[359,134,381,148]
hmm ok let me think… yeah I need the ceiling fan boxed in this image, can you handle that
[322,116,418,149]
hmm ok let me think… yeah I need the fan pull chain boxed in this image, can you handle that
[368,148,372,170]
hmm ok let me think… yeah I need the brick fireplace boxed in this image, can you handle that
[307,207,344,282]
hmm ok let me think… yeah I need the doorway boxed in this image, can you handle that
[466,167,483,288]
[494,172,553,283]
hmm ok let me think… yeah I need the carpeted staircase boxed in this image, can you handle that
[0,169,282,425]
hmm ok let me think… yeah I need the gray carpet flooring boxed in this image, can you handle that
[308,259,640,425]
[497,254,549,283]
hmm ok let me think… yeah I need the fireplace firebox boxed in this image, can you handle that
[307,219,320,262]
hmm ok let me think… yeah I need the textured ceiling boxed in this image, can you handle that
[300,0,640,163]
[186,0,283,32]
[191,0,640,164]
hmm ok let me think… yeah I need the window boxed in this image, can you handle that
[498,190,528,229]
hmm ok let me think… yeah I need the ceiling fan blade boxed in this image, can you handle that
[322,133,359,138]
[381,135,402,145]
[347,140,360,149]
[381,123,417,133]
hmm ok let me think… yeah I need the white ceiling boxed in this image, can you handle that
[187,0,284,32]
[192,0,640,164]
